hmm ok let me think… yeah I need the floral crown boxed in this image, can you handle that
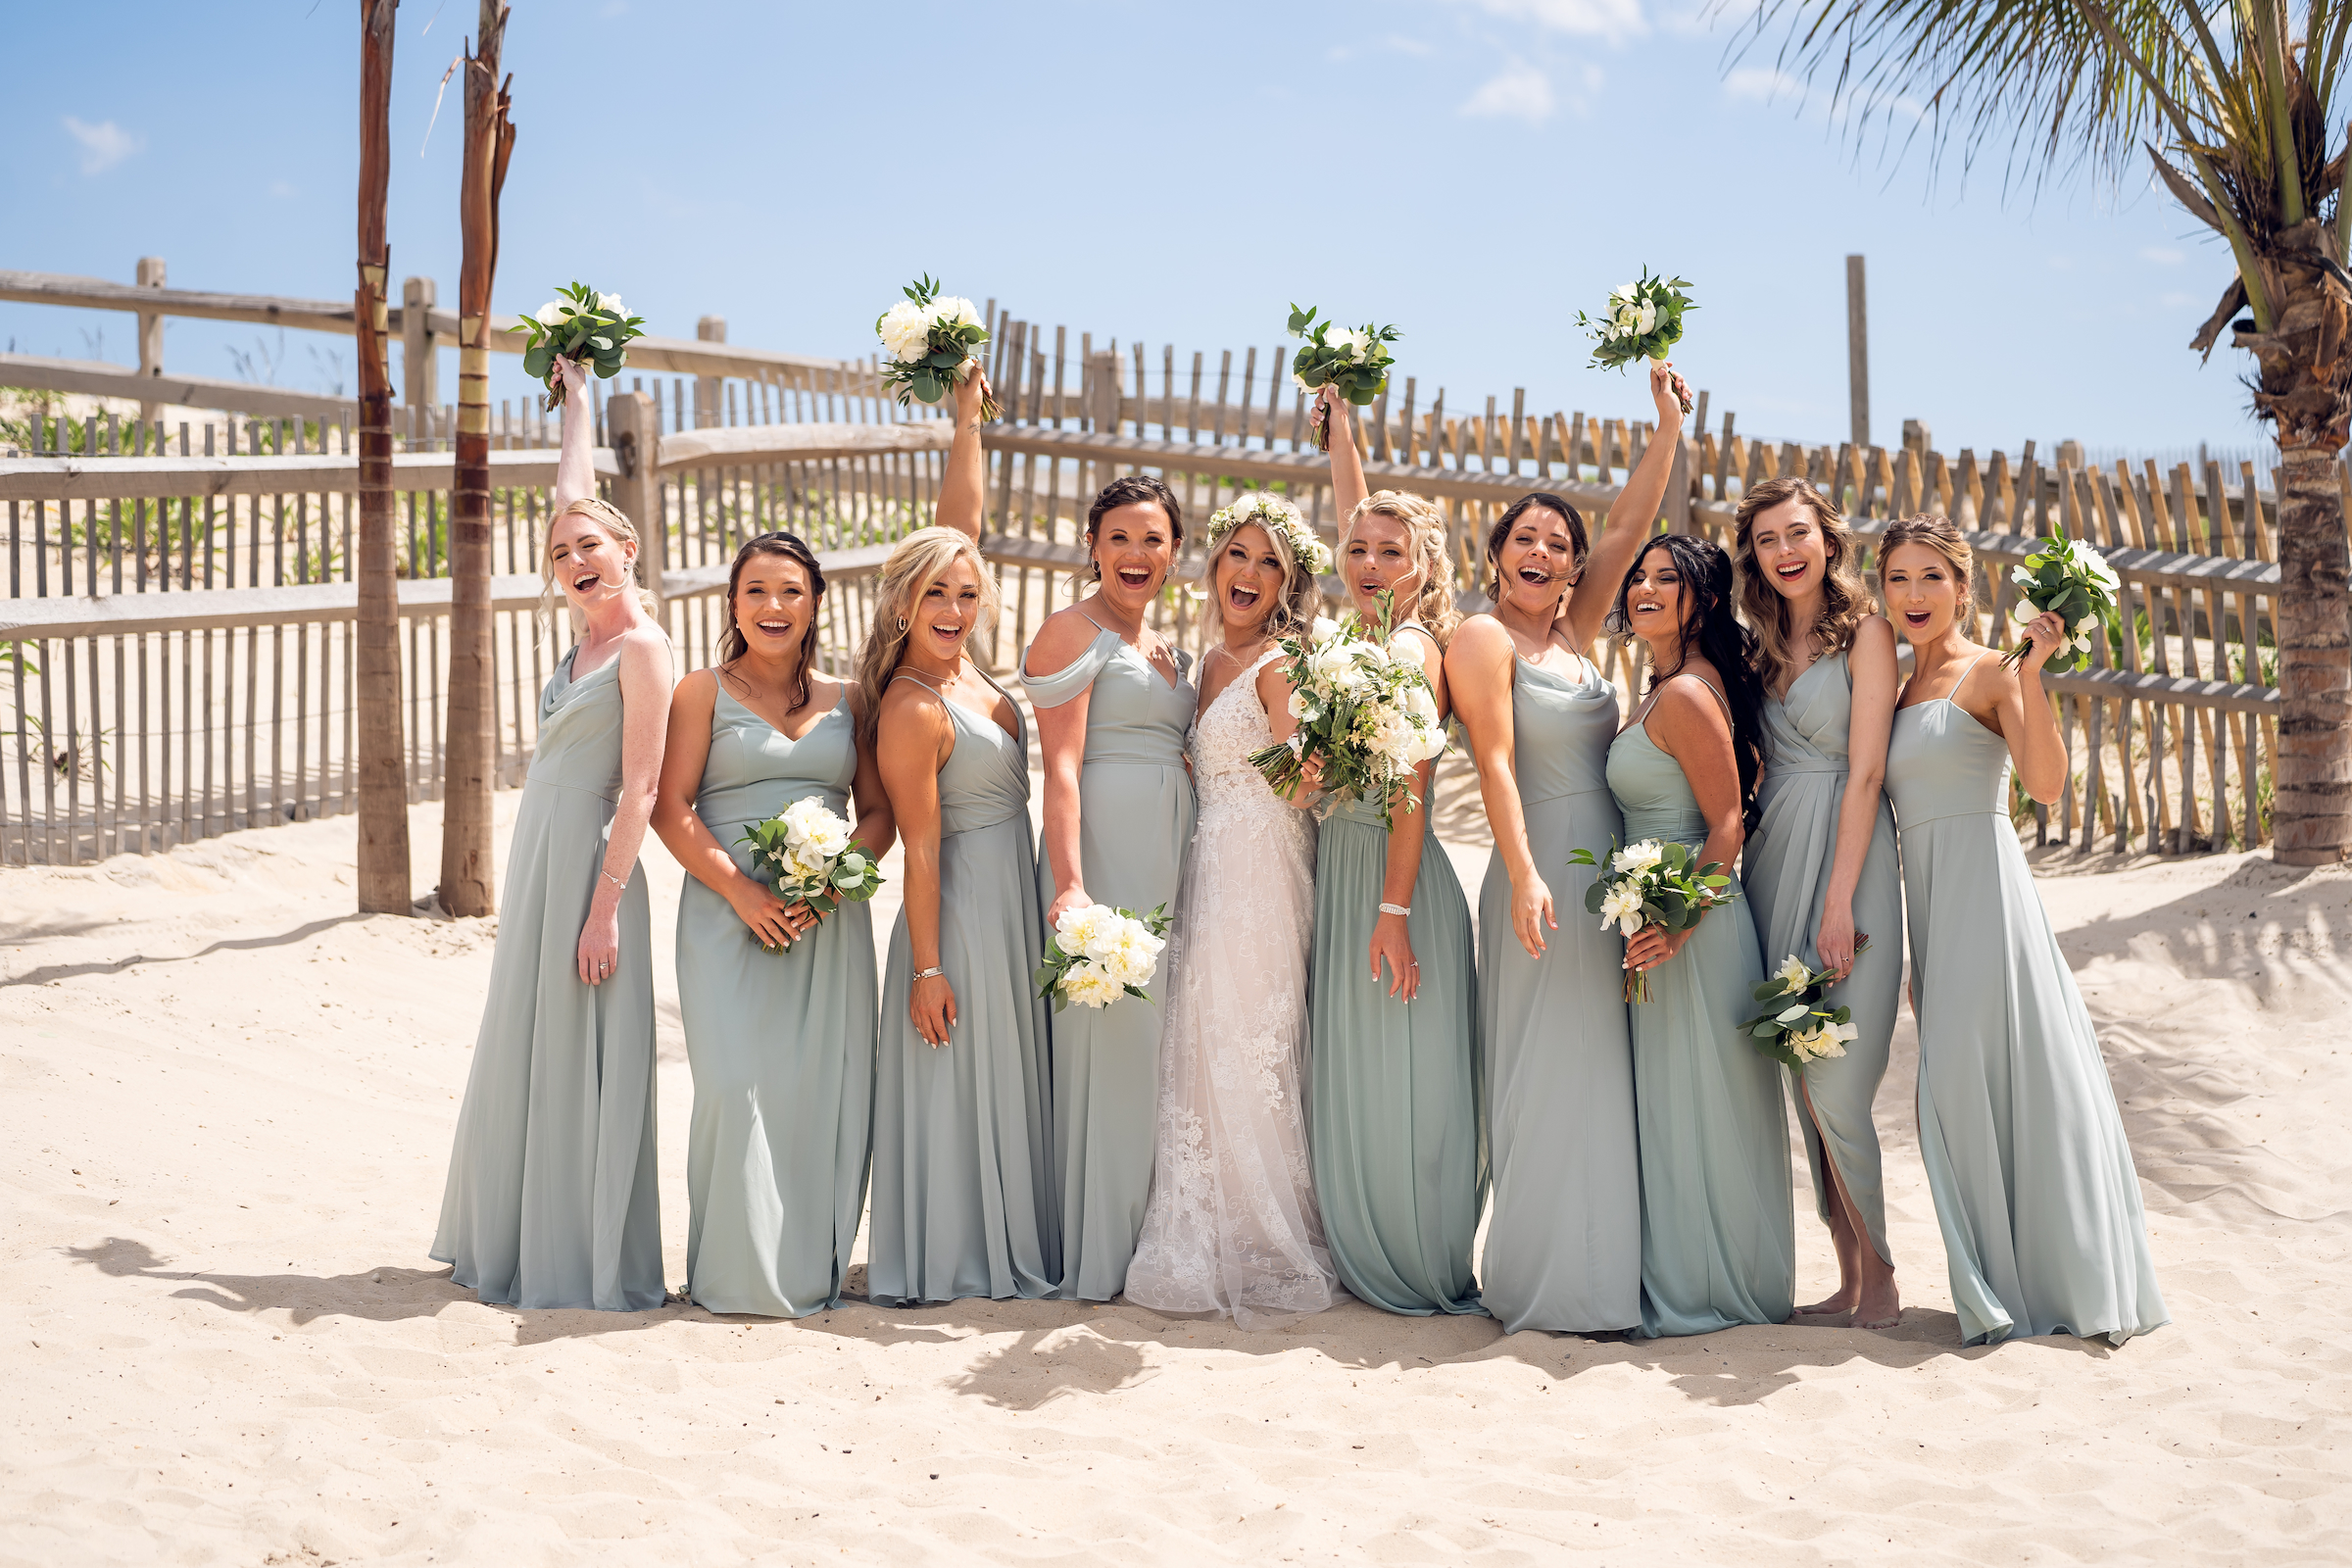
[1207,493,1332,578]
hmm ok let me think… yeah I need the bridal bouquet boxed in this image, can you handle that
[1566,837,1739,1003]
[509,281,646,410]
[1740,942,1872,1066]
[2002,526,2121,673]
[876,274,999,419]
[1036,903,1172,1010]
[1287,304,1399,452]
[1575,268,1694,413]
[1247,591,1447,828]
[736,799,884,951]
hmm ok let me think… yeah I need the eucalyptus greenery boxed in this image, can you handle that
[1287,305,1400,452]
[508,282,645,411]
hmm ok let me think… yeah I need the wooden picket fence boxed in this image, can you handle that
[3,277,2333,867]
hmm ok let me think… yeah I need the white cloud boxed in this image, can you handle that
[1724,66,1801,104]
[1441,0,1646,45]
[2140,246,2184,265]
[1460,60,1556,123]
[63,117,141,176]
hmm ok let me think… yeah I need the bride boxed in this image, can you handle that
[1123,493,1342,1328]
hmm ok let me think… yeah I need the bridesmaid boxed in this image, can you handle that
[863,523,1058,1306]
[1880,516,2168,1347]
[1448,359,1690,1336]
[650,531,896,1318]
[1312,394,1484,1319]
[1734,476,1904,1331]
[432,356,671,1311]
[1021,475,1198,1302]
[1603,532,1793,1338]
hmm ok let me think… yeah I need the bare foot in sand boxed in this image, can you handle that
[1853,1277,1902,1331]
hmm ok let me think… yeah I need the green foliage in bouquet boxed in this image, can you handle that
[1739,941,1873,1067]
[876,274,999,419]
[1575,268,1694,412]
[1566,836,1738,1002]
[508,282,645,410]
[1247,590,1447,830]
[1287,304,1400,452]
[735,810,884,953]
[2000,526,2122,674]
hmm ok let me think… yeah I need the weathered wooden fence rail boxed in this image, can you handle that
[8,265,2336,867]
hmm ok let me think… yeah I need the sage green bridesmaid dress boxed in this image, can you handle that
[1886,659,2168,1347]
[1312,625,1485,1318]
[1605,683,1794,1338]
[1741,650,1903,1265]
[1478,654,1641,1334]
[866,676,1058,1306]
[432,649,663,1312]
[676,691,875,1319]
[1019,626,1198,1301]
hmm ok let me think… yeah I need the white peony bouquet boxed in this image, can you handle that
[735,799,885,951]
[508,281,646,411]
[2001,526,2121,673]
[1565,837,1739,1002]
[1246,589,1447,829]
[1036,903,1172,1011]
[1287,304,1400,453]
[1575,268,1694,413]
[1739,942,1873,1067]
[875,274,999,420]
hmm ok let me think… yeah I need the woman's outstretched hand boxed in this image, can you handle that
[952,362,992,424]
[1647,359,1690,427]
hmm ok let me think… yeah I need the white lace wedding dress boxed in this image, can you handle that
[1124,647,1341,1328]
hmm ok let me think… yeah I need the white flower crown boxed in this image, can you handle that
[1207,493,1333,578]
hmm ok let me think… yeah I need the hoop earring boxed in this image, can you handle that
[895,615,907,633]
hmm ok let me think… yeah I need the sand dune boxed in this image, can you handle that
[5,773,2350,1563]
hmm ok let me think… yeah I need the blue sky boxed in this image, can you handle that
[0,0,2276,454]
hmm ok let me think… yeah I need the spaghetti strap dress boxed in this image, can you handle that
[1741,649,1903,1263]
[866,674,1058,1306]
[1886,662,2168,1347]
[1310,623,1486,1318]
[1605,686,1793,1337]
[1020,625,1199,1301]
[431,648,663,1312]
[1478,653,1641,1334]
[676,691,875,1318]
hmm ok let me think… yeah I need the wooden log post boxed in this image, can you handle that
[401,274,438,424]
[695,316,726,428]
[355,0,411,914]
[441,0,514,919]
[1844,255,1870,450]
[135,257,168,427]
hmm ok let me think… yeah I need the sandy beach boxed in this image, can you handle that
[5,757,2350,1565]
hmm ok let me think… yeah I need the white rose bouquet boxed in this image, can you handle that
[1575,268,1694,413]
[2001,526,2121,673]
[1246,589,1447,829]
[1287,304,1400,453]
[508,281,646,411]
[1565,837,1739,1003]
[875,274,999,420]
[1739,942,1873,1067]
[1036,903,1173,1011]
[735,799,885,952]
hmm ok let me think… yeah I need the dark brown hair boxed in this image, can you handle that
[1733,476,1878,695]
[1485,491,1589,603]
[716,531,826,714]
[1084,474,1184,584]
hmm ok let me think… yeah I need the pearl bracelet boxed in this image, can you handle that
[1379,903,1411,917]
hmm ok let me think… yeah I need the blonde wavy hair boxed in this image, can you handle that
[1877,514,1979,629]
[1342,489,1459,646]
[854,526,1002,741]
[1733,476,1878,694]
[1201,494,1321,642]
[539,496,659,642]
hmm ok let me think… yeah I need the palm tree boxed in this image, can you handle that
[1741,0,2351,862]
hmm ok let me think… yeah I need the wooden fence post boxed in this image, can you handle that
[401,274,439,419]
[608,391,664,622]
[696,317,726,428]
[135,256,167,426]
[1845,255,1870,449]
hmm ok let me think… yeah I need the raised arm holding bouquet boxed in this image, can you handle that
[511,282,645,411]
[1577,268,1694,415]
[1289,305,1399,452]
[877,275,999,421]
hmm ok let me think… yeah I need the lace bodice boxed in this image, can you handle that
[1188,647,1287,813]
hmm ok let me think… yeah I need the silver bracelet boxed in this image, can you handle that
[912,966,945,982]
[601,868,628,892]
[1379,903,1411,917]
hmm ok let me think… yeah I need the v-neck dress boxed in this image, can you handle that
[1886,677,2168,1347]
[1741,649,1903,1264]
[1020,626,1199,1301]
[1477,653,1641,1334]
[866,676,1058,1306]
[431,649,663,1312]
[676,690,876,1319]
[1605,697,1793,1338]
